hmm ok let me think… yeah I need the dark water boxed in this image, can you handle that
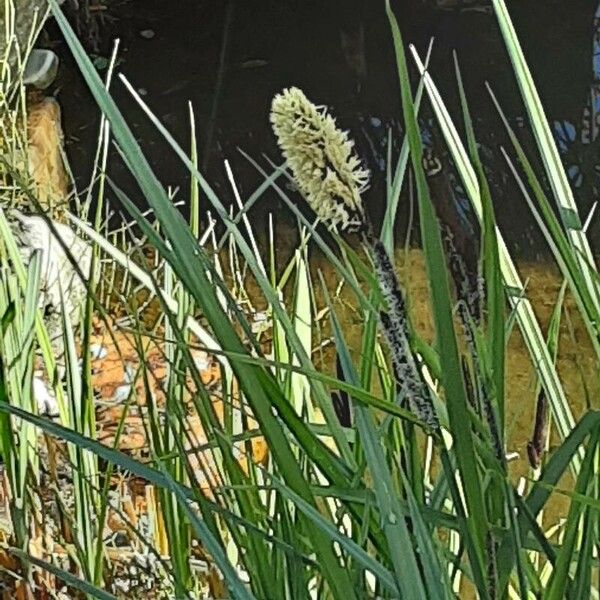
[44,0,600,258]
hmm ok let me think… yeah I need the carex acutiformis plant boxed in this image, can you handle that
[270,88,510,596]
[270,86,440,433]
[421,133,503,461]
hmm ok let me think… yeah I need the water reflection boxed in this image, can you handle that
[49,1,599,256]
[554,3,600,205]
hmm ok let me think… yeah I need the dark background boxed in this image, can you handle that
[41,0,600,257]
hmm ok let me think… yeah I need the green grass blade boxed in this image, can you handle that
[269,474,399,595]
[112,82,355,466]
[496,411,600,589]
[8,548,117,600]
[387,3,490,593]
[381,39,433,252]
[327,293,426,598]
[544,428,600,599]
[491,0,600,313]
[488,88,600,361]
[50,6,360,594]
[164,463,257,600]
[408,45,580,470]
[400,469,454,599]
[0,401,256,597]
[454,53,506,426]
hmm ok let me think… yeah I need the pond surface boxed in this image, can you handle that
[44,0,600,258]
[38,0,600,532]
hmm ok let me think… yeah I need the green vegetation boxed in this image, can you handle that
[0,0,598,597]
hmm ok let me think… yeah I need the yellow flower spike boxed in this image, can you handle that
[270,87,370,232]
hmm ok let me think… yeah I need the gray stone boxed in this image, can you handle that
[0,0,65,87]
[23,48,59,89]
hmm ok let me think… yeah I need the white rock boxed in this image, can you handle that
[33,375,58,417]
[89,343,108,360]
[193,351,210,371]
[8,210,92,353]
[250,310,271,334]
[123,363,136,384]
[113,384,132,403]
[23,49,59,90]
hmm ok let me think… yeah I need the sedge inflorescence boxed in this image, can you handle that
[270,86,440,434]
[270,86,369,232]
